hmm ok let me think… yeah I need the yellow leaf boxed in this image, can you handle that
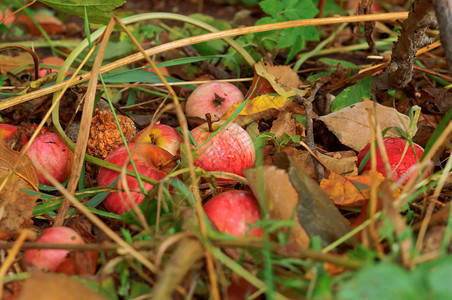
[221,94,288,121]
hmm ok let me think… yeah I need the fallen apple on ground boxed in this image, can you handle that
[133,123,183,155]
[203,190,263,237]
[357,137,431,184]
[97,143,177,214]
[38,56,73,78]
[191,120,255,178]
[24,226,84,272]
[23,132,73,186]
[185,81,244,120]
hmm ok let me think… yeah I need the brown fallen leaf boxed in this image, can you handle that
[320,172,387,207]
[0,52,34,74]
[269,103,305,139]
[245,60,305,100]
[274,152,358,251]
[0,141,39,240]
[277,147,317,180]
[318,151,358,176]
[319,100,413,151]
[244,165,311,252]
[18,272,108,300]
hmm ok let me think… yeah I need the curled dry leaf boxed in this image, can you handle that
[319,100,413,151]
[0,141,39,240]
[18,272,108,300]
[244,166,311,252]
[246,60,306,100]
[318,151,358,176]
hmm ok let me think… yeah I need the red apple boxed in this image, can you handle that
[23,132,73,186]
[132,123,182,155]
[203,190,263,237]
[0,9,15,25]
[185,81,244,119]
[357,137,431,184]
[38,56,73,78]
[191,121,255,178]
[24,227,84,272]
[97,143,177,214]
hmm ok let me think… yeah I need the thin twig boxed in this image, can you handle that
[0,44,39,79]
[294,81,325,182]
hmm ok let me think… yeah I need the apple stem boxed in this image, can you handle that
[206,113,213,132]
[148,133,155,144]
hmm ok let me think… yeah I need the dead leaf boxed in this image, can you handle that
[16,13,64,36]
[318,151,357,176]
[253,60,306,98]
[270,104,305,139]
[0,141,39,240]
[244,166,311,252]
[320,172,386,207]
[55,250,99,275]
[319,100,414,151]
[273,152,357,251]
[277,147,317,180]
[0,52,34,74]
[221,94,288,124]
[245,60,305,100]
[18,272,108,300]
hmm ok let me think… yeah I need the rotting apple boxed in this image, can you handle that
[185,81,244,120]
[357,137,431,184]
[203,190,263,237]
[23,132,73,186]
[24,226,84,272]
[97,143,178,214]
[191,120,255,178]
[133,123,183,156]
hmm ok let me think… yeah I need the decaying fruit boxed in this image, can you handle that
[87,110,136,159]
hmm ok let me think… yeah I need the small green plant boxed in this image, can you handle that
[254,0,320,63]
[254,132,301,152]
